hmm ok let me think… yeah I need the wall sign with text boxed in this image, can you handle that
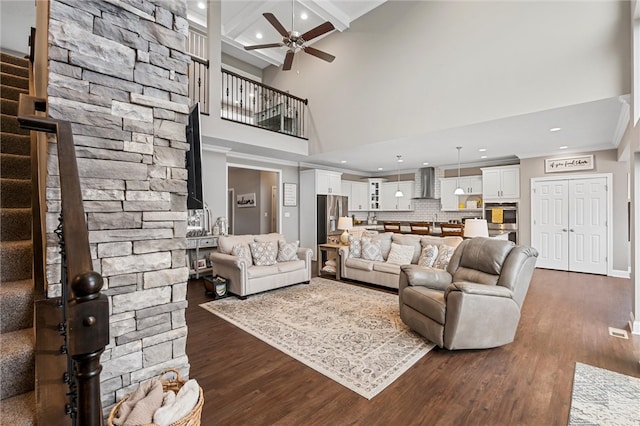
[545,155,594,173]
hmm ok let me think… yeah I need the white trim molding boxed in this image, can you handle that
[630,312,640,335]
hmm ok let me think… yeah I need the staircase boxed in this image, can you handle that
[0,52,36,424]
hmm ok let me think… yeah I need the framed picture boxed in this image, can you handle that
[195,258,207,270]
[545,155,594,173]
[237,192,256,208]
[283,183,297,206]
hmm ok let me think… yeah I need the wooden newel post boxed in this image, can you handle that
[68,271,110,425]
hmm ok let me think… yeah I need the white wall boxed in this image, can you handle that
[264,1,631,156]
[0,1,35,55]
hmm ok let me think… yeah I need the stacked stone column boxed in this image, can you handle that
[46,0,192,411]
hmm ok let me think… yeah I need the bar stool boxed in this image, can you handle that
[440,223,464,237]
[383,221,401,232]
[409,222,431,235]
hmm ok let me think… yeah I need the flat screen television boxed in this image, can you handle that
[186,103,204,210]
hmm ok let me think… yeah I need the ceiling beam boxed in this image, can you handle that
[300,0,349,31]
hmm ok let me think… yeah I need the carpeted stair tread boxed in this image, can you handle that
[1,98,19,116]
[0,390,35,425]
[0,328,35,400]
[1,153,31,179]
[0,132,30,156]
[1,72,29,90]
[1,208,32,241]
[0,280,33,333]
[0,85,27,102]
[0,240,32,283]
[1,52,29,68]
[1,113,30,136]
[0,178,31,208]
[0,61,29,79]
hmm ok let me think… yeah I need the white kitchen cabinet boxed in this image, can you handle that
[440,176,483,211]
[482,165,520,201]
[440,178,459,211]
[350,181,369,211]
[368,178,385,210]
[459,176,483,194]
[380,181,415,211]
[315,169,343,195]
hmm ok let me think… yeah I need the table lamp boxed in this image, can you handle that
[463,218,488,238]
[337,216,353,244]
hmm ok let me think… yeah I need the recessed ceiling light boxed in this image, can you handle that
[559,146,568,150]
[478,148,487,152]
[256,32,263,39]
[340,160,347,163]
[549,127,562,132]
[378,167,383,171]
[480,155,488,159]
[423,162,429,165]
[300,12,308,20]
[197,2,205,9]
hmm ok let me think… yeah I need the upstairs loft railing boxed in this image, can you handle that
[221,69,308,139]
[185,26,308,139]
[18,93,109,425]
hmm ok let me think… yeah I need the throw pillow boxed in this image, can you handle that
[348,235,362,258]
[418,244,439,267]
[433,245,457,270]
[361,238,384,261]
[386,243,415,265]
[231,244,252,264]
[277,240,299,262]
[249,241,277,266]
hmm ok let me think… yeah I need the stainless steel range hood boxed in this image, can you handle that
[413,167,437,199]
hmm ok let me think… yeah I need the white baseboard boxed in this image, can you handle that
[630,312,640,335]
[610,269,630,279]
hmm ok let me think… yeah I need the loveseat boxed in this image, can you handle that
[210,233,312,298]
[338,232,463,290]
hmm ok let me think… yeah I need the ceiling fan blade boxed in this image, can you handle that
[263,12,289,38]
[303,46,335,63]
[282,51,294,71]
[244,43,283,51]
[300,21,335,42]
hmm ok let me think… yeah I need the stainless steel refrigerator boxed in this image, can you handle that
[317,194,349,245]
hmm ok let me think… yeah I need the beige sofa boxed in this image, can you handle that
[338,233,463,290]
[210,233,312,298]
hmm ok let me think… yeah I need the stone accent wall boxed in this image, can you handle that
[46,0,191,412]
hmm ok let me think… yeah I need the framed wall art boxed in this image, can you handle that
[283,183,297,206]
[237,192,256,208]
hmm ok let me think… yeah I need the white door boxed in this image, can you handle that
[568,178,607,274]
[532,177,608,274]
[533,180,569,270]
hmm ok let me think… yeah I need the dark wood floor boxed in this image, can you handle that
[186,268,640,425]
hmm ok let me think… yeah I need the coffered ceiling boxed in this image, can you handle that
[187,0,386,69]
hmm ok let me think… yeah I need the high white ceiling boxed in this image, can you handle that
[186,1,630,173]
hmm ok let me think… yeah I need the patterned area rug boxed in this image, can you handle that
[200,278,435,399]
[569,362,640,425]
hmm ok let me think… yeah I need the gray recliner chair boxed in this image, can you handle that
[399,238,538,350]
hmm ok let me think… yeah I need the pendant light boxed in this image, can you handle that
[395,155,404,197]
[454,146,464,195]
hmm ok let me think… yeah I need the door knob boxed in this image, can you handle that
[562,228,568,232]
[570,229,575,232]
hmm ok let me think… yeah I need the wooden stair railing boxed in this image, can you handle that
[18,94,109,426]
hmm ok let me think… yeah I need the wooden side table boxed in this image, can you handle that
[317,243,346,280]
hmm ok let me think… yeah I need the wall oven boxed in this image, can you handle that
[483,202,518,243]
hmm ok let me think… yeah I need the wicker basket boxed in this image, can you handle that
[107,368,203,426]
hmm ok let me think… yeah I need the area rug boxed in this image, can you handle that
[568,362,640,425]
[200,278,435,399]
